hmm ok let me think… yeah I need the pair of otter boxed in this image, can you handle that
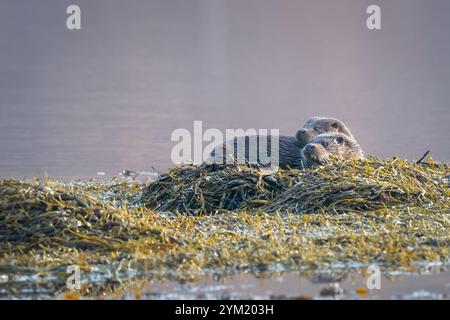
[207,117,364,169]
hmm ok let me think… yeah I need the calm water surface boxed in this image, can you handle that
[0,0,449,179]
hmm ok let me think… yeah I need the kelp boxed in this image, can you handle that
[142,156,449,215]
[0,178,147,251]
[141,163,300,214]
[0,156,449,298]
[267,156,449,214]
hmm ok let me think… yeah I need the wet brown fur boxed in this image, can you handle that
[208,117,360,169]
[208,135,304,169]
[300,132,365,168]
[296,117,356,145]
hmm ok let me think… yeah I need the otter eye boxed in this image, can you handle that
[331,122,339,129]
[336,137,344,144]
[322,141,329,147]
[313,127,320,132]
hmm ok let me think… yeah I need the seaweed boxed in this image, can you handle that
[141,156,449,215]
[0,156,448,297]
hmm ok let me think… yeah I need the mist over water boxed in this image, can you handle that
[0,0,449,179]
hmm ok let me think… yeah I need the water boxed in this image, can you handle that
[0,0,449,180]
[3,267,450,300]
[127,269,450,300]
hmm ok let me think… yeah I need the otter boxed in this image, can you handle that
[207,117,359,169]
[207,135,304,169]
[296,117,356,145]
[300,132,365,168]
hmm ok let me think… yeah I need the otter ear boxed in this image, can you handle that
[331,122,339,129]
[336,136,344,144]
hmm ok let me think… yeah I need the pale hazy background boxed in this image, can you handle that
[0,0,449,179]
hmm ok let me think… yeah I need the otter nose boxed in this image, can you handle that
[299,129,306,135]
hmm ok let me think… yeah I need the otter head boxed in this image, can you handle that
[296,117,355,145]
[300,133,365,167]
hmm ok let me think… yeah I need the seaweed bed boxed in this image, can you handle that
[0,156,449,298]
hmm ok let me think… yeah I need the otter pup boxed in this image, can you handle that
[300,133,365,168]
[296,117,356,145]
